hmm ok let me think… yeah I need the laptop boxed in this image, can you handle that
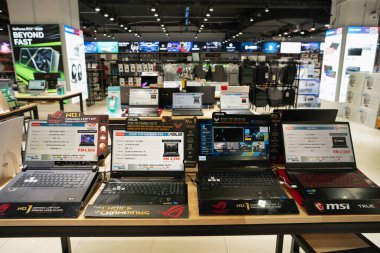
[127,88,159,117]
[26,80,47,95]
[220,92,252,115]
[197,115,297,214]
[172,92,204,116]
[158,87,179,108]
[94,130,187,205]
[0,121,100,207]
[283,122,380,201]
[186,86,216,106]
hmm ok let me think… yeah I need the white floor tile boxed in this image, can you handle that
[72,237,152,253]
[151,237,227,253]
[0,238,62,253]
[225,235,277,253]
[0,238,9,248]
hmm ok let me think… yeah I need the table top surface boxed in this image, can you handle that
[0,103,37,117]
[0,176,379,227]
[15,91,82,100]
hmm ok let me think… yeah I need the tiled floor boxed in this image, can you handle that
[1,102,379,253]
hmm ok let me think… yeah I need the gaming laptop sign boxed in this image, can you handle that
[304,200,380,214]
[0,202,81,218]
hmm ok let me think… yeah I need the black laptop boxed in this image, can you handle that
[197,114,298,215]
[94,130,187,205]
[172,92,204,116]
[127,88,159,117]
[158,87,179,108]
[0,121,100,208]
[283,122,380,202]
[186,86,216,106]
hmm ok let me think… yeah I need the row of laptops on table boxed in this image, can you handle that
[0,109,379,217]
[121,87,253,117]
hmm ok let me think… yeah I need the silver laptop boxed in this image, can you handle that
[220,92,253,114]
[128,88,159,117]
[172,92,204,116]
[26,80,47,95]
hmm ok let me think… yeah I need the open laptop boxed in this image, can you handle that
[26,80,47,95]
[158,87,179,109]
[127,88,159,117]
[186,86,216,107]
[0,121,100,207]
[197,115,298,214]
[94,130,187,205]
[283,122,380,201]
[220,92,252,115]
[172,92,204,116]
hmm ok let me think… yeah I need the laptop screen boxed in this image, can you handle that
[112,131,184,172]
[172,93,202,109]
[220,92,250,110]
[25,121,99,162]
[129,88,158,106]
[282,123,355,164]
[28,80,46,90]
[198,118,270,162]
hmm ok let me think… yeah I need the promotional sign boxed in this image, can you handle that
[85,204,189,218]
[9,24,64,84]
[64,25,88,103]
[84,42,98,53]
[179,42,193,52]
[223,42,240,52]
[301,42,321,53]
[97,41,118,53]
[320,27,344,101]
[240,42,261,52]
[0,202,81,218]
[280,42,301,54]
[262,41,281,53]
[138,41,159,52]
[191,42,203,52]
[202,42,222,52]
[167,42,180,52]
[0,42,11,54]
[340,26,379,102]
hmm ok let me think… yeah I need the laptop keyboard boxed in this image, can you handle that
[200,171,278,189]
[295,172,375,188]
[172,110,203,116]
[103,182,184,195]
[12,171,91,188]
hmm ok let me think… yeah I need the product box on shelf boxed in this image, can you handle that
[119,78,125,86]
[365,73,380,93]
[124,63,129,72]
[361,90,380,111]
[118,64,124,73]
[348,72,367,92]
[346,90,363,106]
[130,64,136,72]
[357,107,379,128]
[136,64,142,72]
[143,63,148,72]
[128,77,134,86]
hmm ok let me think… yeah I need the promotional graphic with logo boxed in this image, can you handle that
[9,24,64,84]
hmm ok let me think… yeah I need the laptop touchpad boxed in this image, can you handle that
[321,188,356,199]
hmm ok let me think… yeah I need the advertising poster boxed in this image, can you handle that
[340,26,379,102]
[138,42,159,52]
[84,42,98,53]
[97,41,118,53]
[9,24,64,84]
[0,42,11,54]
[319,27,343,101]
[63,25,88,103]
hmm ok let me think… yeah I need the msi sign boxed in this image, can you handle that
[314,202,350,212]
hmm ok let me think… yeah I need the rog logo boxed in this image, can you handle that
[313,202,325,212]
[173,122,183,129]
[159,205,185,218]
[0,204,10,213]
[49,110,64,119]
[212,201,227,210]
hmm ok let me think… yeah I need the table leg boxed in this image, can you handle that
[60,237,72,253]
[290,237,300,253]
[32,106,39,119]
[59,100,65,111]
[79,94,84,112]
[275,234,284,253]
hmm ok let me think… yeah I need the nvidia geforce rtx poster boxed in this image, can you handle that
[9,25,64,84]
[63,25,88,103]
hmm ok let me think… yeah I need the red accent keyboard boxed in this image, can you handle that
[295,172,375,188]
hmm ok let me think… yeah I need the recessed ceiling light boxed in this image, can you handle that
[239,32,242,35]
[94,29,97,33]
[300,31,305,35]
[209,6,214,12]
[284,32,288,35]
[151,6,156,12]
[134,33,138,36]
[124,27,128,30]
[154,13,159,17]
[120,24,123,27]
[162,27,165,30]
[157,18,160,21]
[161,24,164,27]
[109,16,114,21]
[278,34,282,37]
[265,7,269,13]
[104,13,109,17]
[257,12,261,17]
[94,37,97,40]
[206,13,210,17]
[233,36,236,38]
[249,17,254,22]
[325,24,330,27]
[95,6,100,12]
[204,18,208,21]
[128,29,132,32]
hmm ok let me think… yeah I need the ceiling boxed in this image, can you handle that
[79,0,332,41]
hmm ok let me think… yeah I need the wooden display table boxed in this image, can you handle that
[15,92,84,112]
[0,103,39,121]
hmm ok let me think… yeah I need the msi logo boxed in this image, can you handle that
[313,202,325,212]
[326,203,350,210]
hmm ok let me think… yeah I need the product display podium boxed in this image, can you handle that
[0,174,380,253]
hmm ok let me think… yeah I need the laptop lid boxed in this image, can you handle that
[282,122,356,169]
[158,87,179,107]
[24,120,99,168]
[172,92,202,109]
[28,80,46,91]
[198,115,271,168]
[220,92,250,110]
[129,88,158,107]
[186,86,216,105]
[111,130,185,178]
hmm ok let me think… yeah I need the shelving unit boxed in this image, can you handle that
[0,54,15,82]
[86,61,106,104]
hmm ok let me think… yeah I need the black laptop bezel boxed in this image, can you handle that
[158,87,180,108]
[186,86,216,105]
[283,121,357,171]
[110,127,185,179]
[273,109,338,122]
[197,114,272,170]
